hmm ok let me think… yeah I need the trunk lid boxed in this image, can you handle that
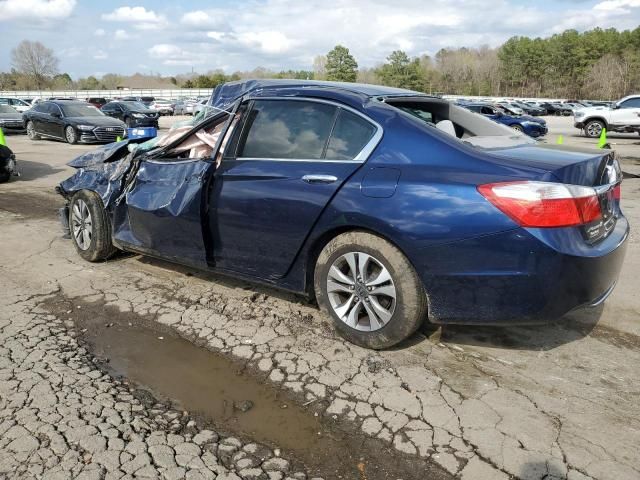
[485,144,622,244]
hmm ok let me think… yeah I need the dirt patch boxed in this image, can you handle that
[0,190,63,220]
[42,294,451,480]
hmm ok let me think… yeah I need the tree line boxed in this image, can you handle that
[2,27,640,100]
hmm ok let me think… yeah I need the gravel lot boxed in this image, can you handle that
[1,116,639,480]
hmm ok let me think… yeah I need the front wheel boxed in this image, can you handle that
[511,124,524,133]
[314,231,427,349]
[69,190,117,262]
[65,126,77,144]
[584,120,605,138]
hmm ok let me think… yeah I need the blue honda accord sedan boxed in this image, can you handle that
[57,80,628,349]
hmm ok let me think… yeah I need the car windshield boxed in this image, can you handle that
[0,105,18,114]
[60,104,104,117]
[122,101,148,110]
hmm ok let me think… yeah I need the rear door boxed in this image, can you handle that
[209,97,380,279]
[29,102,51,135]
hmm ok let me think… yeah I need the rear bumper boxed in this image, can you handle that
[415,218,629,324]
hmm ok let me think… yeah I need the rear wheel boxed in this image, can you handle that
[584,120,605,138]
[26,121,40,140]
[69,190,117,262]
[314,231,427,349]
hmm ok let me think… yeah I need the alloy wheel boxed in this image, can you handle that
[65,127,76,144]
[587,122,603,137]
[326,252,397,332]
[71,199,93,251]
[27,122,36,139]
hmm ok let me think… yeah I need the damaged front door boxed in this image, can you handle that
[112,114,228,267]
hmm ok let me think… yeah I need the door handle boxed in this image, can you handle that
[302,174,338,184]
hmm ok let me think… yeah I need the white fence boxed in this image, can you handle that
[0,88,571,104]
[0,89,215,100]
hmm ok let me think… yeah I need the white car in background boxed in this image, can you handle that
[497,102,524,116]
[574,94,640,137]
[0,97,32,113]
[149,99,174,116]
[173,98,198,115]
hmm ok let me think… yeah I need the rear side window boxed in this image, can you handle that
[326,109,376,160]
[238,100,336,159]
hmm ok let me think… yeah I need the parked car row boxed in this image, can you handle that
[0,95,208,117]
[454,98,610,116]
[458,102,548,138]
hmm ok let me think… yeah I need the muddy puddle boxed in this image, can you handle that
[43,295,449,480]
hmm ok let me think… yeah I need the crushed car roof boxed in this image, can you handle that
[208,79,427,109]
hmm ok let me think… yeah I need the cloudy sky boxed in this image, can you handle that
[1,0,640,78]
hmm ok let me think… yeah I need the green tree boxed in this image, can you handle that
[53,73,73,89]
[325,45,358,82]
[375,50,424,90]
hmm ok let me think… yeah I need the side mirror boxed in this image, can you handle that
[612,104,620,110]
[495,111,503,117]
[51,111,62,118]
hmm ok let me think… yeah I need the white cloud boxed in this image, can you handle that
[0,0,75,20]
[93,50,108,60]
[594,0,640,10]
[148,43,206,66]
[94,28,105,36]
[102,6,167,29]
[115,29,130,40]
[181,10,211,27]
[238,31,293,54]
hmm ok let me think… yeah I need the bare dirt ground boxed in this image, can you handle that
[1,117,639,480]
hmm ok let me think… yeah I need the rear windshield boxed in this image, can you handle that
[385,98,535,150]
[60,103,104,117]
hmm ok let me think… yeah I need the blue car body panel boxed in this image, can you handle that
[58,80,628,325]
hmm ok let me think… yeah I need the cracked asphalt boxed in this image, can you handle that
[1,123,640,480]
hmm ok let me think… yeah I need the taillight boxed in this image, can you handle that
[478,181,602,228]
[613,184,621,200]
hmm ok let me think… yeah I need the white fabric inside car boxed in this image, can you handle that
[436,120,457,137]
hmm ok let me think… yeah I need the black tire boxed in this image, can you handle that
[584,119,605,138]
[314,231,427,349]
[69,190,117,262]
[26,121,40,140]
[65,126,77,144]
[0,171,10,183]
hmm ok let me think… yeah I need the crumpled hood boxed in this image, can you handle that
[67,140,131,168]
